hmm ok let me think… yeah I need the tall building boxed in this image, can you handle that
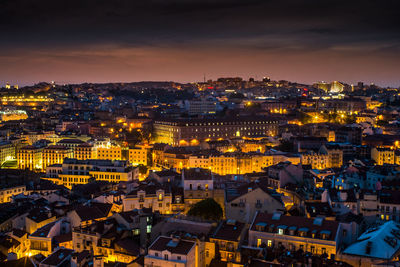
[42,145,73,170]
[17,145,43,171]
[154,116,280,146]
[0,141,15,164]
[74,143,95,160]
[128,146,149,166]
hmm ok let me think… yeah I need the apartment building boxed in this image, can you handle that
[248,212,344,259]
[145,236,197,267]
[42,145,73,170]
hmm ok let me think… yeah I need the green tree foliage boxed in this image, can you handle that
[187,198,223,221]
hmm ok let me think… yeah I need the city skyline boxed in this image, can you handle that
[1,0,400,87]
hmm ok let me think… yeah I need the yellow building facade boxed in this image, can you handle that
[17,146,43,171]
[42,145,73,170]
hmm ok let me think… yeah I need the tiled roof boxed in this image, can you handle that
[225,181,282,204]
[40,248,74,266]
[183,168,212,181]
[250,212,339,241]
[118,210,139,223]
[115,238,140,256]
[53,232,72,244]
[343,221,400,259]
[127,183,170,197]
[12,228,27,238]
[74,202,112,221]
[212,220,245,242]
[30,221,58,238]
[149,236,195,255]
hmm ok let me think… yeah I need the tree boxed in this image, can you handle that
[187,198,223,221]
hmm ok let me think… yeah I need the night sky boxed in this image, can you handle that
[1,0,399,86]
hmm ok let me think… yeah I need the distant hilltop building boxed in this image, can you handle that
[4,82,18,89]
[313,81,344,93]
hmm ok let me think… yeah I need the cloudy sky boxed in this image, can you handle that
[1,0,399,86]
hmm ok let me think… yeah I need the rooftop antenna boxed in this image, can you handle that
[203,73,206,83]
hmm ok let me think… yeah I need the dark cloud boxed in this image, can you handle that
[0,0,399,86]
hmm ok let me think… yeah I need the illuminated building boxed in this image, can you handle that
[0,141,15,164]
[145,236,197,267]
[26,208,57,234]
[73,221,140,263]
[0,235,24,259]
[0,95,53,111]
[328,131,335,142]
[96,146,123,160]
[301,152,329,170]
[123,183,172,214]
[56,138,86,150]
[330,81,344,93]
[28,219,69,257]
[240,141,267,153]
[42,145,73,170]
[20,130,54,145]
[7,229,29,258]
[17,145,43,171]
[0,185,26,203]
[153,147,194,172]
[187,152,300,176]
[154,149,301,176]
[249,212,344,259]
[153,116,280,146]
[128,146,149,166]
[313,81,330,92]
[320,145,343,168]
[209,220,246,263]
[371,147,395,165]
[42,159,138,189]
[182,168,223,212]
[261,100,297,114]
[0,110,28,122]
[74,143,95,160]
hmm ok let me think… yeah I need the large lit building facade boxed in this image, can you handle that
[371,147,395,165]
[17,145,43,171]
[0,141,15,164]
[42,145,73,170]
[42,159,138,189]
[153,116,280,146]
